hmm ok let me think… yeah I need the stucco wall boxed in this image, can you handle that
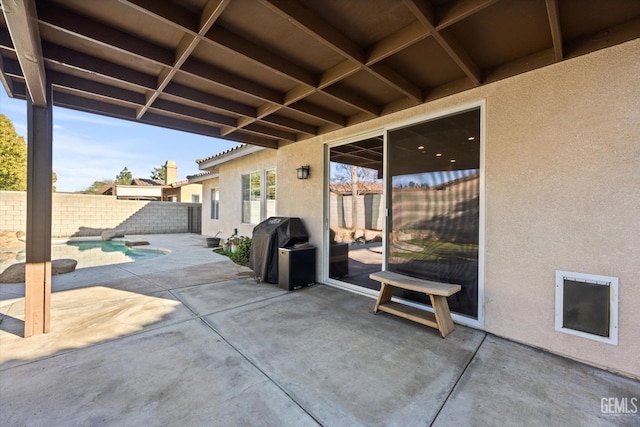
[200,148,277,239]
[0,191,201,237]
[277,39,640,378]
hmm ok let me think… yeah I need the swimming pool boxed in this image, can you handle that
[0,240,167,273]
[54,240,166,269]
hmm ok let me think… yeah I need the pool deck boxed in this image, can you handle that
[1,233,638,426]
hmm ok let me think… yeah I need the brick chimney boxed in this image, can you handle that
[164,160,177,185]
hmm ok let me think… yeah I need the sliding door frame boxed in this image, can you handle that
[322,100,486,329]
[322,128,386,298]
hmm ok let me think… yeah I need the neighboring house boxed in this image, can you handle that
[188,145,276,240]
[163,180,202,203]
[115,178,164,201]
[108,161,202,202]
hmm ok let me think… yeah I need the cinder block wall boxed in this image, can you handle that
[0,191,200,237]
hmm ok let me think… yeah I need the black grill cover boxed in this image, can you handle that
[250,217,309,283]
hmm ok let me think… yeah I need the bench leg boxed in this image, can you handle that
[429,294,455,338]
[374,282,394,313]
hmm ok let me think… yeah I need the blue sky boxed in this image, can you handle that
[0,90,239,192]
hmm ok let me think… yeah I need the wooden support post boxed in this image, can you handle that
[24,80,53,337]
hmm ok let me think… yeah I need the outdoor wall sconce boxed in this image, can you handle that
[296,165,310,180]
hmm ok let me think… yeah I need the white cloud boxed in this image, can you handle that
[53,108,132,127]
[52,129,149,191]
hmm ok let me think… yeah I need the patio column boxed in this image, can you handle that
[24,80,53,337]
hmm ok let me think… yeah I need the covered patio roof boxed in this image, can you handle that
[2,0,639,149]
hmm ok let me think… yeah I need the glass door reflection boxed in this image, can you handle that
[328,136,384,290]
[387,108,481,319]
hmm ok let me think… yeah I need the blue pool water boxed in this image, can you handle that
[53,240,165,269]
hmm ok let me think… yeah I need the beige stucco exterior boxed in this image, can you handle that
[162,183,202,203]
[195,40,638,378]
[200,148,277,240]
[273,39,640,378]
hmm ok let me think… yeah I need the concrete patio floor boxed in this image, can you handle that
[1,234,638,426]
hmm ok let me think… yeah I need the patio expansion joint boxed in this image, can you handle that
[429,331,488,426]
[195,314,325,426]
[168,286,293,318]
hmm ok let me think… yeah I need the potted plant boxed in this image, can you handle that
[229,228,239,253]
[206,231,222,248]
[230,236,240,253]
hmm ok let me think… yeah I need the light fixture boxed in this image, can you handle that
[296,165,310,180]
[435,153,443,157]
[468,136,476,141]
[450,159,456,163]
[418,145,425,150]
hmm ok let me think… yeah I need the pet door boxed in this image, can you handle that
[555,271,618,345]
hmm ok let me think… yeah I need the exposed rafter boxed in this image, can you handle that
[436,0,500,30]
[0,0,637,149]
[136,0,230,120]
[260,0,423,102]
[2,0,47,106]
[403,0,481,86]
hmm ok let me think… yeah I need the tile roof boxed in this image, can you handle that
[196,144,246,164]
[131,178,164,186]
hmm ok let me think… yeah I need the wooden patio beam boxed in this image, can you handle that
[117,0,199,33]
[43,42,157,89]
[104,0,368,134]
[260,114,317,136]
[289,100,346,127]
[136,0,230,119]
[0,56,15,97]
[205,26,317,87]
[164,82,254,118]
[260,0,422,101]
[366,21,429,64]
[404,0,481,86]
[436,0,500,30]
[2,0,47,106]
[37,2,173,66]
[48,71,146,105]
[150,98,237,128]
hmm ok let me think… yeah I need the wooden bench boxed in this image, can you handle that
[370,271,461,338]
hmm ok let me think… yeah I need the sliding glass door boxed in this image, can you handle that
[327,136,384,290]
[324,106,482,321]
[387,108,481,319]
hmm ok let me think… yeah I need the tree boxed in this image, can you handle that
[331,162,380,231]
[115,167,132,185]
[150,165,165,181]
[52,171,57,192]
[0,114,27,191]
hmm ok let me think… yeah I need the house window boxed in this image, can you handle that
[192,194,200,203]
[266,169,276,219]
[210,188,219,220]
[242,172,261,224]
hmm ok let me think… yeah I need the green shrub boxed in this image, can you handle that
[235,236,252,264]
[220,236,252,266]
